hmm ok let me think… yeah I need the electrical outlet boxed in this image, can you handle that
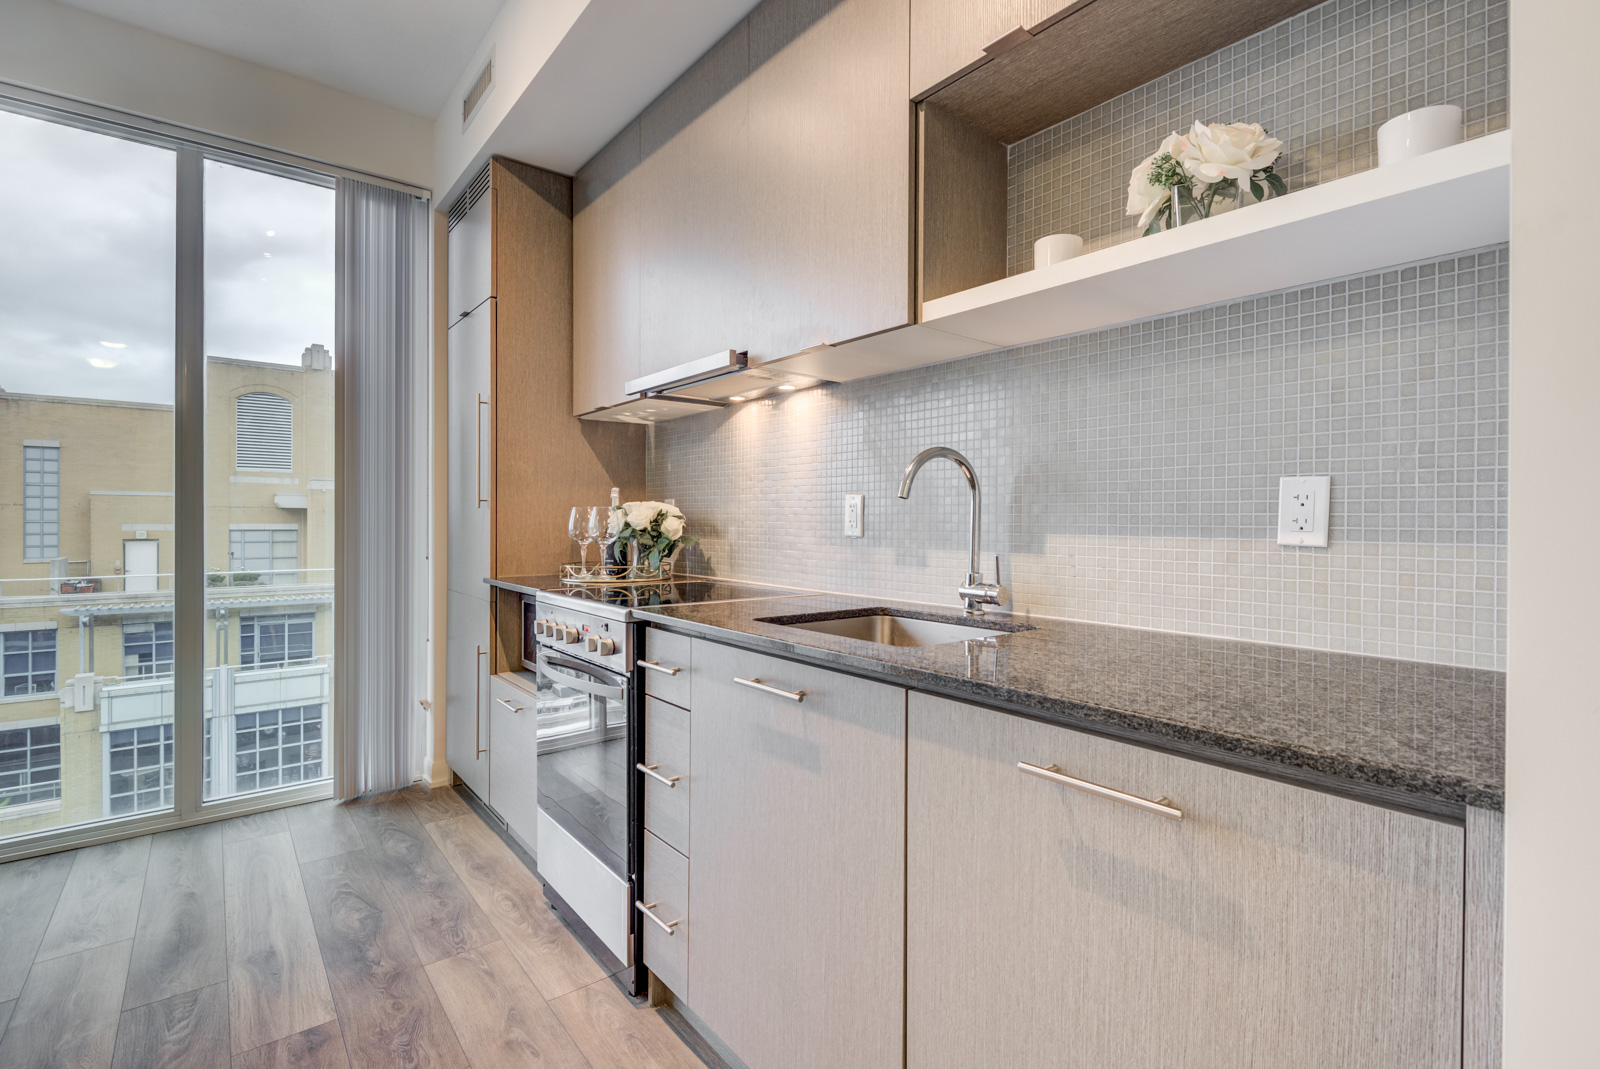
[1277,476,1331,547]
[844,494,864,537]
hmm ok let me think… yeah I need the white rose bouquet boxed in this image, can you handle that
[609,500,696,571]
[1126,121,1286,235]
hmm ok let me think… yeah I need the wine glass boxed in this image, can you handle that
[586,506,605,577]
[595,505,618,577]
[568,506,592,576]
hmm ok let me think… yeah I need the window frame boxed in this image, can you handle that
[21,442,61,561]
[239,612,316,668]
[228,526,300,586]
[121,618,176,679]
[2,627,58,697]
[0,720,63,809]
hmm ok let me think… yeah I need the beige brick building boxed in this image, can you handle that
[1,347,334,836]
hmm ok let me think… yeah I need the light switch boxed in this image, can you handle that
[844,494,864,537]
[1277,476,1330,547]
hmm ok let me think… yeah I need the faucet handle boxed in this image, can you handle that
[958,555,1010,613]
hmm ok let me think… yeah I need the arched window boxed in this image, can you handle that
[235,392,293,471]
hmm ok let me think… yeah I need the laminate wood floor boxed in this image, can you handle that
[0,787,709,1068]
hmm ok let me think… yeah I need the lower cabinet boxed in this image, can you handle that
[444,589,491,800]
[906,691,1466,1069]
[488,673,539,850]
[688,639,906,1069]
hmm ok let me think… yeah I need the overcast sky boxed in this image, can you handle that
[0,109,334,405]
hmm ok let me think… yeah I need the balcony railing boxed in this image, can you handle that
[0,568,334,600]
[98,655,335,729]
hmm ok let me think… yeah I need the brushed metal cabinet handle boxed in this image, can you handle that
[635,900,679,935]
[733,676,805,702]
[1017,761,1182,821]
[494,696,523,714]
[637,659,681,677]
[475,394,490,507]
[636,762,680,787]
[474,647,488,756]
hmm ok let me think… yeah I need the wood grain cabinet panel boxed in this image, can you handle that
[906,692,1465,1069]
[573,121,643,415]
[641,832,690,1002]
[637,22,754,380]
[687,639,905,1069]
[910,0,1078,97]
[745,0,913,362]
[643,696,691,856]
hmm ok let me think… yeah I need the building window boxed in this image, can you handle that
[122,620,174,678]
[106,723,173,815]
[22,444,60,560]
[240,613,315,667]
[3,628,56,696]
[235,392,293,471]
[229,528,298,585]
[234,705,324,793]
[0,724,61,806]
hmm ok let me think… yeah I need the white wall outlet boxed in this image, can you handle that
[1277,475,1331,547]
[844,494,864,537]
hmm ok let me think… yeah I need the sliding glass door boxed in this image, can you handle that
[0,102,337,849]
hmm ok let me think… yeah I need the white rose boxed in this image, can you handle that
[660,514,685,541]
[624,501,658,530]
[1125,131,1187,229]
[1178,121,1282,186]
[607,506,624,536]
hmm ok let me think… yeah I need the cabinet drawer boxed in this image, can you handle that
[641,831,690,1001]
[641,627,692,707]
[643,696,690,856]
[488,674,539,849]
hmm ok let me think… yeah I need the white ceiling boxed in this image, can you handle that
[54,0,505,117]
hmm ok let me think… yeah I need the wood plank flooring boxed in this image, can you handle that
[0,786,709,1068]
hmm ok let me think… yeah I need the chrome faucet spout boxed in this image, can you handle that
[898,446,1007,616]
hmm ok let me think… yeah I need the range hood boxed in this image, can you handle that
[582,349,829,423]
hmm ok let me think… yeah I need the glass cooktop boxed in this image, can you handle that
[542,579,805,610]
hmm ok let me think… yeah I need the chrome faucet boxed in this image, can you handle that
[898,446,1008,616]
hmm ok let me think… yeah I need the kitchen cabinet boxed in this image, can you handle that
[636,21,753,381]
[572,120,642,415]
[446,299,492,599]
[642,695,690,856]
[906,691,1466,1069]
[641,831,691,1001]
[571,0,913,413]
[687,638,904,1069]
[444,588,491,800]
[488,673,539,850]
[909,0,1076,98]
[447,187,493,321]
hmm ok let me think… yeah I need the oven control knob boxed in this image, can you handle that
[586,635,599,652]
[596,637,616,656]
[564,627,582,644]
[534,620,546,636]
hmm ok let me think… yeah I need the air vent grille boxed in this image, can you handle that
[236,392,293,472]
[462,56,494,129]
[447,164,491,230]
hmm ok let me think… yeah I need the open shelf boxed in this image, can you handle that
[777,131,1509,384]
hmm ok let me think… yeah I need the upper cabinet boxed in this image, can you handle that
[447,189,493,322]
[573,122,643,416]
[909,0,1075,99]
[572,0,912,414]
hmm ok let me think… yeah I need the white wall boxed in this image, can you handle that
[1503,0,1600,1063]
[0,0,434,189]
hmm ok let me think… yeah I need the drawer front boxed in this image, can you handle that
[487,674,539,848]
[641,831,690,1001]
[642,627,692,707]
[643,696,691,856]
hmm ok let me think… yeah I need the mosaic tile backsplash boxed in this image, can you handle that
[1007,0,1509,273]
[646,0,1510,670]
[649,247,1508,670]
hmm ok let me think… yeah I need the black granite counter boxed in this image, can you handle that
[633,594,1505,820]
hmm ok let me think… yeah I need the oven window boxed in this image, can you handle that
[535,660,629,875]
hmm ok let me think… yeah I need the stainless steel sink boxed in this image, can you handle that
[756,609,1033,648]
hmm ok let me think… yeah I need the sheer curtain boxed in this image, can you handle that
[334,178,429,797]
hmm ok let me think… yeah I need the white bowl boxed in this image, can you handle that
[1034,233,1084,270]
[1377,105,1462,166]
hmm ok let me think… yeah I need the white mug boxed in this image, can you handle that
[1376,105,1462,166]
[1034,233,1084,270]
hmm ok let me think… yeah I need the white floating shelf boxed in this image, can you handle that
[803,131,1510,381]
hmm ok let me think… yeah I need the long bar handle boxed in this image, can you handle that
[635,900,679,935]
[475,394,490,507]
[474,647,488,756]
[1017,761,1182,821]
[636,762,681,787]
[637,659,682,677]
[494,696,524,714]
[734,676,805,703]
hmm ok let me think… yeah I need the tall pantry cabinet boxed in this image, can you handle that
[444,159,644,809]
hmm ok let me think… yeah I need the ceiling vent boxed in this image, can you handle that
[462,53,494,130]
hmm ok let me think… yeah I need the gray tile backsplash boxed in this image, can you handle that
[1008,0,1509,273]
[646,0,1509,671]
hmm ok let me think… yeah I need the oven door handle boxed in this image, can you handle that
[536,653,627,701]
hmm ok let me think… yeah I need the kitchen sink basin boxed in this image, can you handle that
[755,608,1035,648]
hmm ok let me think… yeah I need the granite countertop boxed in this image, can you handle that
[633,594,1505,819]
[486,575,561,596]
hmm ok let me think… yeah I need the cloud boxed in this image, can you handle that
[0,110,334,406]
